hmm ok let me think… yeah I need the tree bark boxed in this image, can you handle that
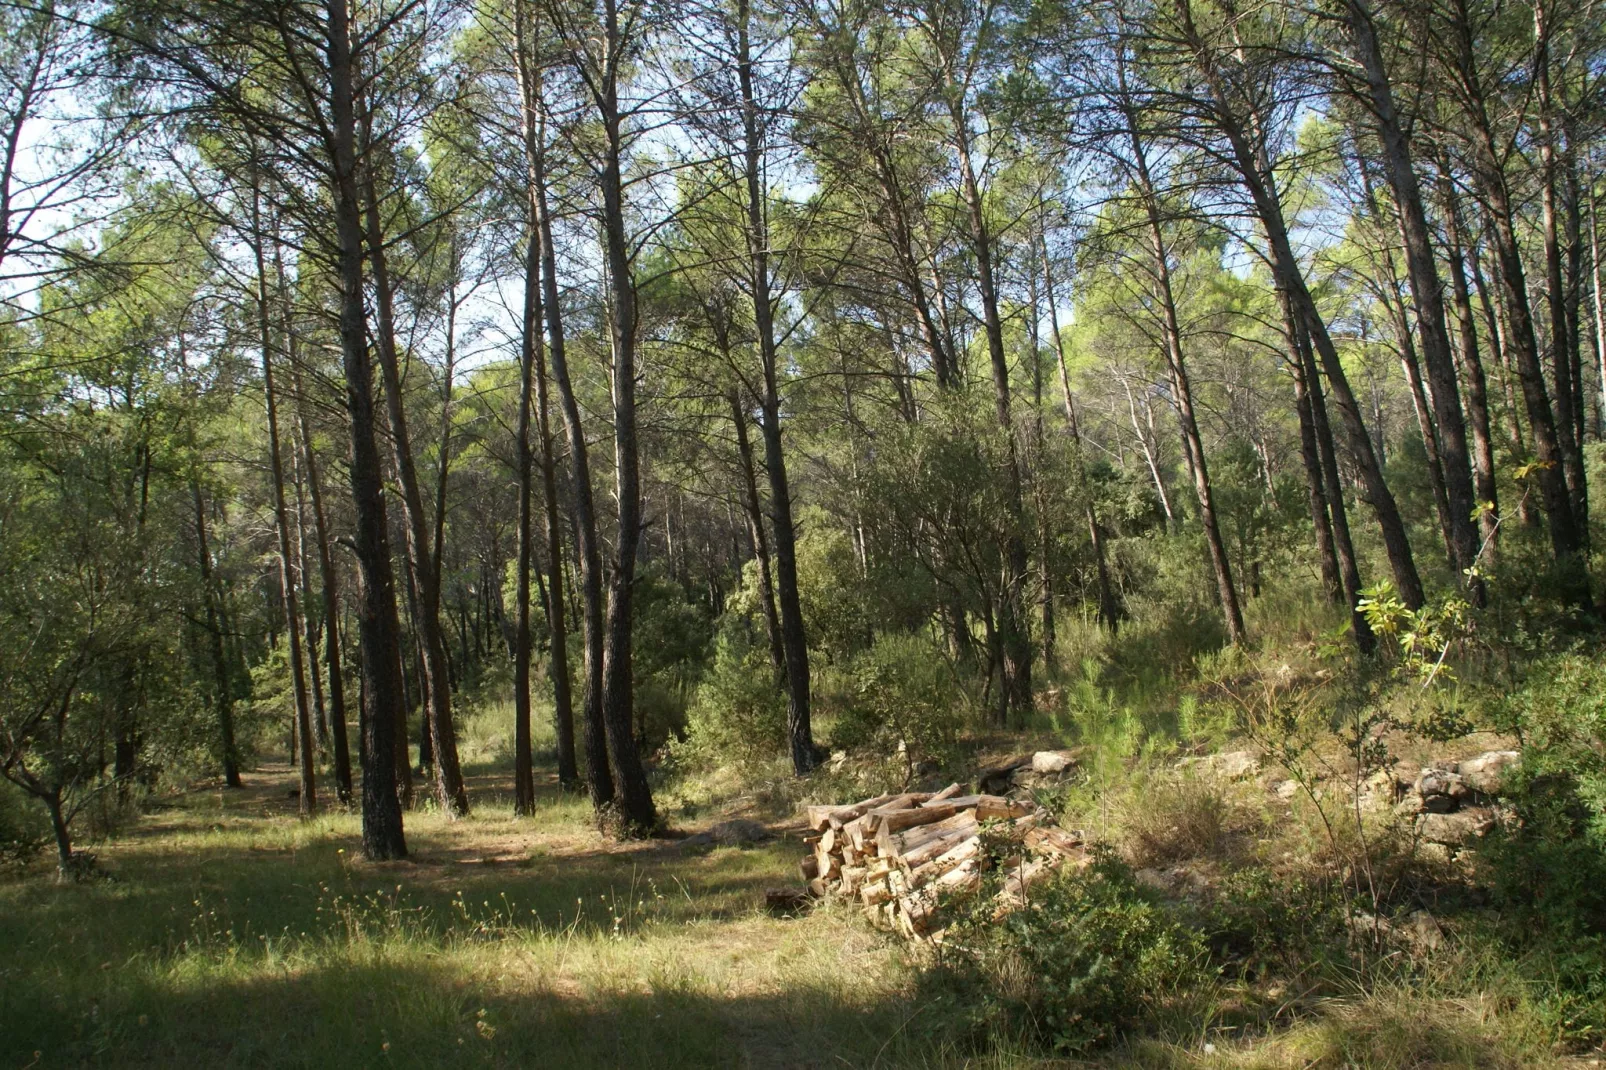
[527,58,612,810]
[1118,80,1246,643]
[729,389,785,677]
[1343,0,1482,599]
[1042,234,1121,632]
[1173,0,1424,608]
[192,483,242,787]
[249,173,315,817]
[593,0,657,832]
[1438,166,1500,560]
[358,146,469,817]
[736,0,818,767]
[327,0,405,859]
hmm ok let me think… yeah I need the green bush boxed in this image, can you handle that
[830,632,966,777]
[675,634,786,769]
[938,852,1213,1054]
[1473,651,1606,1044]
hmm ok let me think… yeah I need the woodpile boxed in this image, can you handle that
[796,783,1088,941]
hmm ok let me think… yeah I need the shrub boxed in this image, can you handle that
[937,852,1213,1054]
[675,634,786,769]
[830,632,966,779]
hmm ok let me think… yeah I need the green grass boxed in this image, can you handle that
[0,734,1585,1068]
[0,759,944,1070]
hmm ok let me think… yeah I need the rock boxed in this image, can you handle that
[978,754,1033,794]
[1457,750,1520,795]
[1417,768,1467,799]
[1402,910,1443,952]
[1031,750,1077,775]
[1418,807,1494,846]
[1273,778,1301,800]
[1395,790,1426,815]
[708,819,772,847]
[1177,750,1261,780]
[1357,769,1402,811]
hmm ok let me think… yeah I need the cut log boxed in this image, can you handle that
[860,877,894,906]
[922,782,964,806]
[814,842,841,880]
[1024,826,1083,857]
[885,811,978,859]
[897,826,978,869]
[976,797,1036,821]
[807,877,832,898]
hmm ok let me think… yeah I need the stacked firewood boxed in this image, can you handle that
[795,783,1087,941]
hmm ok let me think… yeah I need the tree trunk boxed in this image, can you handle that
[1285,289,1377,653]
[327,0,405,859]
[1119,84,1246,644]
[736,0,817,768]
[1439,166,1500,561]
[1344,0,1482,599]
[1443,0,1583,574]
[525,65,611,810]
[730,390,785,677]
[358,149,469,817]
[1042,234,1121,632]
[192,483,242,787]
[1535,5,1588,542]
[249,173,315,817]
[1175,3,1424,607]
[594,0,656,833]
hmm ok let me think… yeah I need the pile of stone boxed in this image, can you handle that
[1379,750,1519,851]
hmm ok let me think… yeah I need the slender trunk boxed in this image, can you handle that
[594,0,656,832]
[1042,234,1120,631]
[327,0,405,859]
[250,174,315,817]
[1288,337,1344,604]
[528,65,611,810]
[1535,7,1588,538]
[289,370,353,803]
[358,147,468,817]
[293,454,329,746]
[193,483,241,787]
[1289,292,1377,654]
[949,99,1031,716]
[730,389,785,677]
[1176,3,1424,607]
[737,1,817,765]
[1120,87,1246,643]
[1445,0,1582,571]
[1440,167,1500,558]
[1344,0,1482,598]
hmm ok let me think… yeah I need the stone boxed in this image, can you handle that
[1403,910,1443,952]
[1418,808,1494,846]
[1458,750,1520,795]
[1417,768,1467,801]
[1178,750,1261,780]
[1212,751,1261,780]
[1273,778,1301,800]
[1031,750,1077,775]
[1357,768,1402,811]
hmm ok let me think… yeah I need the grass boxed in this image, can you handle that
[0,725,1590,1068]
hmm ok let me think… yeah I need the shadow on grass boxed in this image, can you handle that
[1,953,949,1070]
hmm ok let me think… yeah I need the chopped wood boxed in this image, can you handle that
[796,787,1080,942]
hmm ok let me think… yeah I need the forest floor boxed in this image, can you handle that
[0,751,1592,1068]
